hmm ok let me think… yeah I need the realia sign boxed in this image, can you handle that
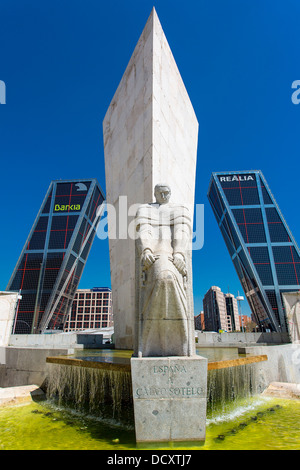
[219,175,254,182]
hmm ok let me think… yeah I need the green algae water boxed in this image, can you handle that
[0,396,299,450]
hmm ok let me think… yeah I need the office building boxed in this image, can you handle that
[64,287,113,331]
[239,314,256,331]
[194,311,205,331]
[208,170,300,332]
[225,293,240,332]
[7,179,105,334]
[203,286,239,332]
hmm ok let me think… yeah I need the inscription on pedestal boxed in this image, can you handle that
[136,386,204,398]
[134,362,205,398]
[131,356,208,442]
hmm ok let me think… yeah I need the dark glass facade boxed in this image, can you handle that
[225,295,238,332]
[7,179,105,334]
[208,170,300,333]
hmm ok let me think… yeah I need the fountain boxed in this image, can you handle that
[44,348,269,425]
[1,337,299,450]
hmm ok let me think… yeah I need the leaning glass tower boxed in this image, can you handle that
[208,170,300,333]
[6,179,105,334]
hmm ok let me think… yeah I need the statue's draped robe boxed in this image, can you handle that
[135,203,195,357]
[282,292,300,343]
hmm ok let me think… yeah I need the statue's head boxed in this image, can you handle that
[154,184,171,205]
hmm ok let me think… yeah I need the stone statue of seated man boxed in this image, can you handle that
[134,183,195,357]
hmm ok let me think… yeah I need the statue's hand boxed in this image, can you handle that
[173,253,187,276]
[142,249,156,270]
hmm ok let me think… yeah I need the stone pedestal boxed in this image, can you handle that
[131,356,207,442]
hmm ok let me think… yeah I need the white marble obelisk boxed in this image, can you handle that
[103,8,198,349]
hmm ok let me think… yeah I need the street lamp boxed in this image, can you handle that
[237,293,245,332]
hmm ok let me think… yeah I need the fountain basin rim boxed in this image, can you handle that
[46,356,131,371]
[207,355,268,370]
[46,354,268,371]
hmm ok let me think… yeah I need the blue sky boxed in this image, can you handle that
[1,0,300,317]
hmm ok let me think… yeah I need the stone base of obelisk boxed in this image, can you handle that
[130,356,208,442]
